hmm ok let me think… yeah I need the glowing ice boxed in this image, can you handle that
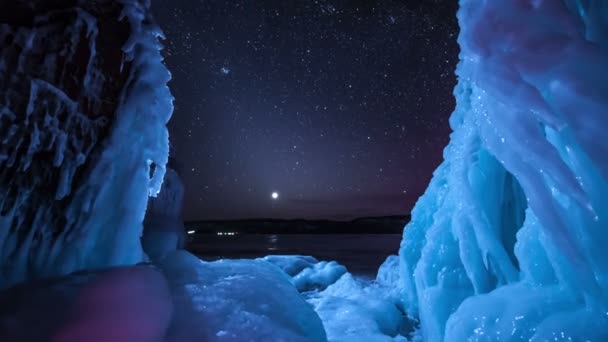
[0,0,173,287]
[399,1,608,341]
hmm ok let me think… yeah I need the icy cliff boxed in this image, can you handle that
[399,1,608,341]
[0,0,173,287]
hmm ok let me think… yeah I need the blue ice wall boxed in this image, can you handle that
[399,1,608,340]
[0,0,173,287]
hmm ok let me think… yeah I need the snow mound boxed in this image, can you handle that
[158,251,327,342]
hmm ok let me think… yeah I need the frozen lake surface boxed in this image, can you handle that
[187,234,402,277]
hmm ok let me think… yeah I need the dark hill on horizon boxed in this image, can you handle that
[185,215,410,234]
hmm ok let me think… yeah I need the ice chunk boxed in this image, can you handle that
[308,273,408,342]
[158,251,327,342]
[292,260,347,292]
[261,255,320,277]
[258,255,412,341]
[399,1,608,341]
[261,255,347,292]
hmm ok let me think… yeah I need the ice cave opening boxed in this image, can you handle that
[0,0,607,341]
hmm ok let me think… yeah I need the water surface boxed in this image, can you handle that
[188,234,401,277]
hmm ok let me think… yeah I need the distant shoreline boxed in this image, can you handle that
[184,215,410,235]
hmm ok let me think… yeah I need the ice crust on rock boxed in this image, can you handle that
[0,0,173,287]
[399,1,608,341]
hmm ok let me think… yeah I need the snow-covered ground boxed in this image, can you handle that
[262,254,413,342]
[0,252,408,342]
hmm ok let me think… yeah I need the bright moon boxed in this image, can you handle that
[271,192,279,200]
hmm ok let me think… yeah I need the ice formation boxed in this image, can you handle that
[399,1,608,341]
[309,273,407,342]
[158,251,327,342]
[0,0,173,287]
[261,255,347,292]
[262,255,410,342]
[0,252,331,341]
[142,159,186,260]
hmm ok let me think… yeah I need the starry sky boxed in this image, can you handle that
[152,1,460,221]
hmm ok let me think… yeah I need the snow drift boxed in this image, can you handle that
[399,1,608,341]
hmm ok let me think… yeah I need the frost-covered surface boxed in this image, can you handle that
[158,251,327,342]
[399,1,608,341]
[263,254,410,342]
[308,273,409,342]
[261,255,347,292]
[308,266,410,342]
[0,0,173,287]
[0,252,330,342]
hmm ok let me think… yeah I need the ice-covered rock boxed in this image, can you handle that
[142,159,186,260]
[0,0,173,287]
[399,1,608,341]
[158,251,328,342]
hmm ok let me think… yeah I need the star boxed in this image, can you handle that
[154,0,459,220]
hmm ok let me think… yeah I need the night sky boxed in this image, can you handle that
[152,1,460,221]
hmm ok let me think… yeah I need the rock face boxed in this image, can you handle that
[0,0,173,287]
